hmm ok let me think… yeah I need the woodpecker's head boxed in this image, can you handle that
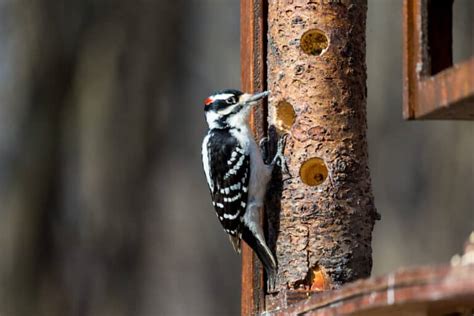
[203,89,270,129]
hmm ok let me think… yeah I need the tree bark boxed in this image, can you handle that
[266,0,379,299]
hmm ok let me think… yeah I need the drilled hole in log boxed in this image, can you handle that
[300,29,329,56]
[276,100,296,131]
[300,157,328,186]
[292,265,329,291]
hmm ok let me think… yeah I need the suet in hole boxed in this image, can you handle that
[292,265,329,291]
[275,100,296,131]
[300,29,329,56]
[300,157,328,186]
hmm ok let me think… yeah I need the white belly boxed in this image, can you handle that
[248,139,271,204]
[230,126,271,206]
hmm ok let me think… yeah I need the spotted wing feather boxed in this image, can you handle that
[205,129,250,238]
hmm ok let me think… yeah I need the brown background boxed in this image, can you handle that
[0,0,472,315]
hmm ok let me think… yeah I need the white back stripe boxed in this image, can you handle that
[210,93,234,101]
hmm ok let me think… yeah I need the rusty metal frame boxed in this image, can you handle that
[240,0,267,314]
[403,0,474,120]
[266,264,474,315]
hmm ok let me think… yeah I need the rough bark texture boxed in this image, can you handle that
[267,0,379,296]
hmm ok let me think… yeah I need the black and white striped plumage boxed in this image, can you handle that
[201,89,279,290]
[205,128,249,239]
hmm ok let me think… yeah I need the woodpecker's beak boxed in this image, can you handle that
[242,91,270,105]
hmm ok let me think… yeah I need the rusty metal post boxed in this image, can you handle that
[266,0,379,303]
[241,0,267,314]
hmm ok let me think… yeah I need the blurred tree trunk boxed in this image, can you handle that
[0,1,181,315]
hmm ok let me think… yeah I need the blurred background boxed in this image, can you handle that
[0,0,472,315]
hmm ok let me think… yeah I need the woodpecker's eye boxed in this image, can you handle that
[226,97,237,104]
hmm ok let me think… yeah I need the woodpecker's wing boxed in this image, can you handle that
[202,129,250,245]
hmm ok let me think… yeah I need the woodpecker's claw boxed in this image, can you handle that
[267,271,277,294]
[271,134,289,175]
[259,137,270,164]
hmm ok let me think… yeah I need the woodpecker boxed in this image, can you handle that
[201,89,287,291]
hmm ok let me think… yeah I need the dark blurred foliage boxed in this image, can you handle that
[0,1,471,316]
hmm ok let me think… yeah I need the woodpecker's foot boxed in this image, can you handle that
[271,134,289,175]
[267,270,278,294]
[259,137,270,164]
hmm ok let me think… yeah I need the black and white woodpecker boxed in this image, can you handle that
[201,89,286,291]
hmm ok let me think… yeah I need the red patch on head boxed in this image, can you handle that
[204,97,213,106]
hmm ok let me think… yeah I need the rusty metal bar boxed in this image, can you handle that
[403,0,474,120]
[240,0,267,314]
[403,0,423,119]
[266,264,474,315]
[417,58,474,119]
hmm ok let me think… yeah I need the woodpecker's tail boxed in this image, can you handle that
[242,227,277,292]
